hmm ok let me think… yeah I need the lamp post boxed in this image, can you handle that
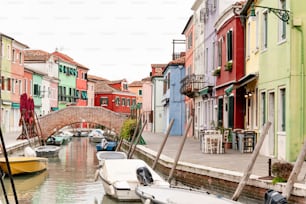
[250,3,290,23]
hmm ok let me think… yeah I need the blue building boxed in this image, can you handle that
[161,56,186,136]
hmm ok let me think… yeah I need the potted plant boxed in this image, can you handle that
[225,61,233,71]
[212,66,221,76]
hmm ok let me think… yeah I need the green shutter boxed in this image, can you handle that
[228,96,234,128]
[218,98,223,126]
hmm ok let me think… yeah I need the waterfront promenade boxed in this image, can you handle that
[140,131,306,183]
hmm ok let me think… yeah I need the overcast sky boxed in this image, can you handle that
[0,0,193,82]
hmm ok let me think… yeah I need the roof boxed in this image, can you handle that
[181,15,193,35]
[168,55,185,65]
[52,51,89,70]
[129,81,143,87]
[87,74,109,82]
[95,81,117,93]
[151,64,167,68]
[24,49,51,62]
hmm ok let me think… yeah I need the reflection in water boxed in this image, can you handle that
[0,137,141,204]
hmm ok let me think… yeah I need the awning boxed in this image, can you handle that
[199,86,213,96]
[225,84,234,96]
[12,103,20,109]
[238,73,258,87]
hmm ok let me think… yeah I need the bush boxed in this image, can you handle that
[120,119,137,140]
[271,162,293,184]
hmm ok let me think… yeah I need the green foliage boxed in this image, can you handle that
[271,162,293,183]
[272,177,287,185]
[120,119,137,140]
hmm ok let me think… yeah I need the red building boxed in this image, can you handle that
[90,76,136,116]
[75,62,89,106]
[214,3,245,129]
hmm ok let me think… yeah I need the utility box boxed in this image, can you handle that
[264,189,288,204]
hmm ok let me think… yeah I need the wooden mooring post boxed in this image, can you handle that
[232,121,271,201]
[152,118,174,170]
[282,139,306,200]
[167,117,193,183]
[128,120,147,159]
[127,116,142,158]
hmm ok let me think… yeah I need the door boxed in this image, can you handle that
[268,92,275,156]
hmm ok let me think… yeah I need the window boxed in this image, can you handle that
[226,30,233,61]
[167,73,170,90]
[122,98,126,106]
[12,49,15,62]
[217,98,223,126]
[132,98,136,106]
[1,76,4,90]
[261,92,266,126]
[255,12,259,50]
[279,0,286,41]
[187,32,193,50]
[217,39,222,67]
[115,97,120,106]
[212,41,215,71]
[138,89,142,96]
[279,88,286,131]
[24,79,27,93]
[127,98,130,106]
[7,78,11,91]
[247,21,250,58]
[19,52,22,64]
[33,84,41,96]
[100,97,108,106]
[12,79,15,93]
[262,11,268,49]
[7,45,11,60]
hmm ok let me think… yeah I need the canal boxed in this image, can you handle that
[1,136,262,204]
[1,137,141,204]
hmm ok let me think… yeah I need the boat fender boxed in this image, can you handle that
[136,166,153,186]
[24,146,37,157]
[144,198,151,204]
[101,138,108,150]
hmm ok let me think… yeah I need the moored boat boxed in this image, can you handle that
[96,159,169,201]
[0,157,48,175]
[35,145,61,157]
[96,138,117,151]
[135,186,242,204]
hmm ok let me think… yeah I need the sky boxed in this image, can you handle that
[0,0,194,82]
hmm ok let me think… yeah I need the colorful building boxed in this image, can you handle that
[214,2,245,130]
[24,50,59,114]
[93,78,136,116]
[150,64,167,133]
[162,57,186,136]
[52,51,78,110]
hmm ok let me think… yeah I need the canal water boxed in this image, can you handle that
[1,137,141,204]
[1,137,262,204]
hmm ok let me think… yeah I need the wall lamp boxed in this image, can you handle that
[244,92,253,98]
[250,3,290,23]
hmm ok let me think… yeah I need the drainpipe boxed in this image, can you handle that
[294,24,304,141]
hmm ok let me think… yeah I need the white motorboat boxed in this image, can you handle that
[135,185,242,204]
[96,151,127,165]
[89,129,105,143]
[35,145,61,157]
[96,159,169,201]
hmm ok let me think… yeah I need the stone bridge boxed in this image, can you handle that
[37,106,128,140]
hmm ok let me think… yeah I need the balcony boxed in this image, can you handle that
[180,74,206,98]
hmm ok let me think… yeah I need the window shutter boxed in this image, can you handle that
[228,96,234,128]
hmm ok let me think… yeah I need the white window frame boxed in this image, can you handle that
[262,10,268,50]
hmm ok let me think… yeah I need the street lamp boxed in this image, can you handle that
[250,3,290,23]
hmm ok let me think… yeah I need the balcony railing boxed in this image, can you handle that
[180,74,206,98]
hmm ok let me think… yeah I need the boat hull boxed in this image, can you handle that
[35,145,61,157]
[97,159,169,201]
[0,157,48,175]
[135,186,242,204]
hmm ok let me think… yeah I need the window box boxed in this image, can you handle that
[212,67,221,76]
[225,61,233,71]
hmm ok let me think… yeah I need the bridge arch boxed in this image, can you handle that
[38,106,128,139]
